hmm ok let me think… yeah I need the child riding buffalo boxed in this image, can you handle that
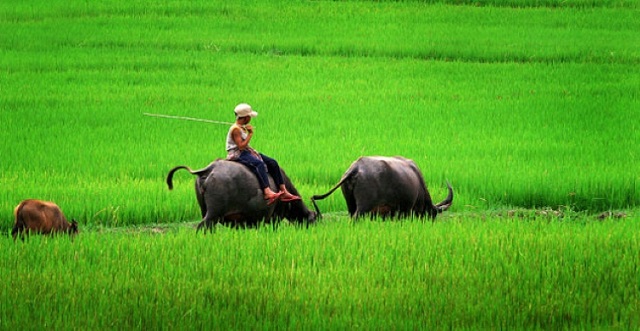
[225,103,301,205]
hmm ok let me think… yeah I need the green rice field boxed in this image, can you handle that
[1,0,639,329]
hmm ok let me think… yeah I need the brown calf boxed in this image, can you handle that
[12,199,78,240]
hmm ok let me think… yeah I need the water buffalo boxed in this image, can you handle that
[311,156,453,219]
[167,159,316,231]
[12,199,78,240]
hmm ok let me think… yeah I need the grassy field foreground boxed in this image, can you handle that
[2,215,639,329]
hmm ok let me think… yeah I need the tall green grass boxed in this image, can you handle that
[3,1,637,63]
[1,217,639,329]
[1,56,637,226]
[2,2,639,329]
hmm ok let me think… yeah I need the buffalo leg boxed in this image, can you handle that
[342,192,358,218]
[194,178,207,218]
[196,210,223,234]
[196,219,219,233]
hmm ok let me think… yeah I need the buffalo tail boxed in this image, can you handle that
[166,166,194,190]
[310,166,357,219]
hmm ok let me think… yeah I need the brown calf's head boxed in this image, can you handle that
[68,219,79,235]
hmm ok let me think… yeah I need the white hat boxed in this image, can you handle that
[234,103,258,118]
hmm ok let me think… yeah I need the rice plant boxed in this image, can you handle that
[1,2,639,327]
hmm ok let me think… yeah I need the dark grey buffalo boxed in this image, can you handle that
[167,160,316,231]
[311,156,453,219]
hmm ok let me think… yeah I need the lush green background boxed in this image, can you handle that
[1,0,639,329]
[1,0,638,227]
